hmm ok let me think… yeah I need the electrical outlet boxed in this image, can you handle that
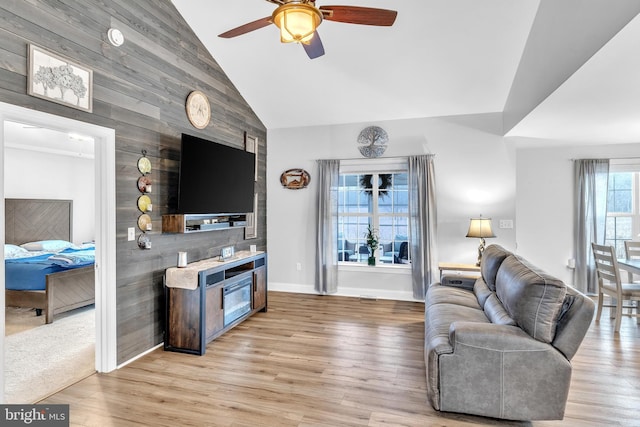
[296,262,302,271]
[127,227,135,241]
[499,219,513,229]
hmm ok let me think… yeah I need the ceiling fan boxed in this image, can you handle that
[218,0,398,59]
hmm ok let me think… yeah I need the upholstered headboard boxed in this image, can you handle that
[5,198,73,245]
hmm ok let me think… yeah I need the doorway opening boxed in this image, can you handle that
[0,102,117,403]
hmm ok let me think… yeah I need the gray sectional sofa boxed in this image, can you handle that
[424,244,595,420]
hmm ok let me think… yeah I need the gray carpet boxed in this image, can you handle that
[4,306,95,403]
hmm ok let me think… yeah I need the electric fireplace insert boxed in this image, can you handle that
[223,277,252,327]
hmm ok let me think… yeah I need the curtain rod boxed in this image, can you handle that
[570,156,640,161]
[318,154,435,162]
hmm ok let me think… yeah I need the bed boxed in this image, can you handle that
[4,199,95,324]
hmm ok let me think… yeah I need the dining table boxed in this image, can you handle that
[616,258,640,321]
[616,258,640,277]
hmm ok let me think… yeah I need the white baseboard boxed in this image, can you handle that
[117,342,163,370]
[268,282,423,302]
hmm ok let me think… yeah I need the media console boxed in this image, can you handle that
[164,251,267,355]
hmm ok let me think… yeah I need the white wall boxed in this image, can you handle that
[267,113,517,300]
[4,148,95,244]
[514,139,640,289]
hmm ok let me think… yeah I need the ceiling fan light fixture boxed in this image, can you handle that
[273,3,322,44]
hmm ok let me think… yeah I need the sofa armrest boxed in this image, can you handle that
[440,274,477,291]
[440,321,572,420]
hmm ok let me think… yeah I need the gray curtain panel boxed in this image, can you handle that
[574,159,609,294]
[315,159,340,294]
[408,155,438,300]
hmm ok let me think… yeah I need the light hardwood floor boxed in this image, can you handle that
[42,292,639,426]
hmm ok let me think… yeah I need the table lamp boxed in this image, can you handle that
[466,216,496,266]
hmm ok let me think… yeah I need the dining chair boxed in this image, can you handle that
[591,243,640,333]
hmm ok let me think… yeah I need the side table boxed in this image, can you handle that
[438,262,481,279]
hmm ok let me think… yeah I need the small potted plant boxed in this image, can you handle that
[365,225,379,266]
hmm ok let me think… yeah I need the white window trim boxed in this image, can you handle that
[339,157,407,174]
[338,158,410,269]
[606,164,640,256]
[339,262,411,274]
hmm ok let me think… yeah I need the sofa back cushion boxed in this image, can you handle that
[480,245,511,291]
[496,255,567,343]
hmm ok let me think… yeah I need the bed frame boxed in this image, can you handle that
[4,198,95,324]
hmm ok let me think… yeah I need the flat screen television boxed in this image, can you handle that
[178,133,255,214]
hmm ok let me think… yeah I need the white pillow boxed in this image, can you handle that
[20,240,74,252]
[4,244,28,257]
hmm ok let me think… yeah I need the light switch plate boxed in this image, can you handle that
[499,219,514,229]
[127,227,135,241]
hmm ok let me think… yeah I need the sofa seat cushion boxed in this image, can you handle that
[496,255,567,343]
[427,284,482,310]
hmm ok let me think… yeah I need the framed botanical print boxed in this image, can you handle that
[27,44,93,113]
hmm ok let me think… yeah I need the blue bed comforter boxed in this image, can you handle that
[5,247,95,291]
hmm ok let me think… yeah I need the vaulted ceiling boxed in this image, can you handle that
[172,1,640,144]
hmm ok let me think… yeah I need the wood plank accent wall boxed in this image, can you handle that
[0,0,267,364]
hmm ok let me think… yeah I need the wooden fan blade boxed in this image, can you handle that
[320,6,397,26]
[303,32,325,59]
[218,16,272,38]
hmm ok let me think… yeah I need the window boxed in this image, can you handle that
[337,171,409,266]
[605,171,640,258]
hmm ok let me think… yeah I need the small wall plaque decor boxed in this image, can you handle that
[137,176,152,193]
[137,233,151,249]
[27,44,93,113]
[137,157,151,175]
[138,213,152,231]
[280,168,311,189]
[357,126,388,158]
[137,195,152,212]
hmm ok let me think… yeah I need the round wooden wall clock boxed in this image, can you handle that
[185,90,211,129]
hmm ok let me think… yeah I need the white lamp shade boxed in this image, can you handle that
[466,218,496,239]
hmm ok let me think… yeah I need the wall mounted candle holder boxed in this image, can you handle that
[137,150,152,249]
